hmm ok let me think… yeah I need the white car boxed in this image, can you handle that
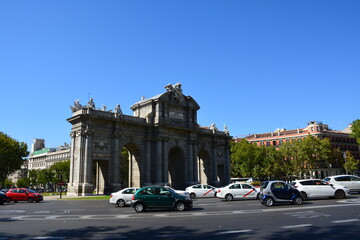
[292,179,350,200]
[185,184,217,199]
[165,187,190,198]
[217,183,260,201]
[324,175,360,193]
[110,187,140,207]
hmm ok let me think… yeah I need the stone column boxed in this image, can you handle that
[211,139,218,186]
[193,142,199,184]
[82,129,94,195]
[187,139,194,185]
[144,137,152,185]
[156,138,163,185]
[163,137,169,185]
[224,138,231,185]
[112,132,122,191]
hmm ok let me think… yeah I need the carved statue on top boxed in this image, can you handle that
[224,124,229,136]
[87,98,96,109]
[70,99,83,112]
[114,104,123,118]
[209,123,218,133]
[164,82,184,102]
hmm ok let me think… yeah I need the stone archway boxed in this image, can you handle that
[198,150,211,184]
[168,146,186,189]
[67,83,231,196]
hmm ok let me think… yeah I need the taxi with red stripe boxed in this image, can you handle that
[185,184,217,199]
[216,183,260,201]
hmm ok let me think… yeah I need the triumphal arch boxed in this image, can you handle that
[67,83,231,196]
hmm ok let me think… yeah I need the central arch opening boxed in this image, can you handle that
[198,150,211,184]
[168,146,185,189]
[121,143,141,188]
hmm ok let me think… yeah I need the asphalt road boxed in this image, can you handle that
[1,195,360,239]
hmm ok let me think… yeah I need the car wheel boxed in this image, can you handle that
[335,190,346,199]
[301,192,307,200]
[293,196,303,205]
[175,202,185,211]
[190,193,196,199]
[134,203,144,213]
[225,194,234,201]
[263,197,274,207]
[117,199,126,207]
[28,198,33,203]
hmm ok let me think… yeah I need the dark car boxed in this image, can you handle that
[131,186,193,213]
[259,181,303,207]
[0,192,8,205]
[6,188,43,203]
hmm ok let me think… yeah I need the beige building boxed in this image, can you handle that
[241,121,359,178]
[28,139,70,170]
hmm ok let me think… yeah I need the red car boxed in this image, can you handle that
[6,188,43,203]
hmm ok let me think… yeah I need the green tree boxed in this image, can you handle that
[0,132,28,186]
[350,119,360,144]
[343,150,359,174]
[230,139,265,178]
[49,160,70,183]
[16,177,30,188]
[37,168,54,188]
[28,169,39,188]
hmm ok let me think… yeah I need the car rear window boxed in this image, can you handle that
[335,176,351,181]
[300,180,314,185]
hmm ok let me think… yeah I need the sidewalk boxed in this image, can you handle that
[44,194,107,200]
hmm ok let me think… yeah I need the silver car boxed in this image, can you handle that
[292,179,350,200]
[110,187,140,207]
[324,175,360,193]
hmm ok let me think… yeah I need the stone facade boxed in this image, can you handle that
[67,83,231,196]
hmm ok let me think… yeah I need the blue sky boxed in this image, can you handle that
[1,0,360,151]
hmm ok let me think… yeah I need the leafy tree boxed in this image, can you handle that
[3,179,13,189]
[49,160,70,183]
[230,139,265,178]
[37,168,54,187]
[28,169,39,188]
[350,119,360,144]
[0,132,28,186]
[16,177,30,188]
[343,150,359,174]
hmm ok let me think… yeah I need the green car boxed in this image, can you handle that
[131,186,193,213]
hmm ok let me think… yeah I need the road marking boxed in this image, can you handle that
[332,219,360,223]
[30,237,66,239]
[281,224,313,229]
[284,211,331,219]
[155,233,190,237]
[215,229,253,235]
[6,202,360,221]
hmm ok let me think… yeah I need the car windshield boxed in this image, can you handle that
[260,182,269,189]
[27,189,37,193]
[165,187,177,195]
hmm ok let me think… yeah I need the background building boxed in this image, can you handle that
[28,139,70,170]
[240,121,359,178]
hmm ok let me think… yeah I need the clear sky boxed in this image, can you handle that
[1,0,360,151]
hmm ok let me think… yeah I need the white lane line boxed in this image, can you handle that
[30,237,66,239]
[281,224,313,229]
[215,229,253,235]
[332,219,360,223]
